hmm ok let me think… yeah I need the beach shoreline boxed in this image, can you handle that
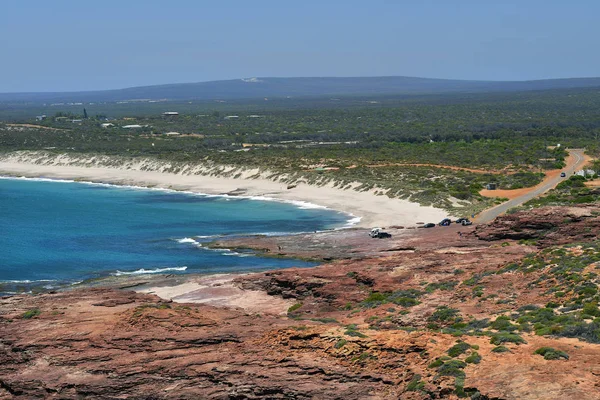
[0,152,450,228]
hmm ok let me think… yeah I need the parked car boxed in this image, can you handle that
[369,228,392,238]
[439,218,452,226]
[461,219,473,226]
[423,223,436,228]
[560,172,566,177]
[455,217,469,224]
[369,228,382,238]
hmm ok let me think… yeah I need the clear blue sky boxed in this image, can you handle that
[1,0,599,92]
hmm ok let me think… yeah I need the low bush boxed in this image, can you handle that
[534,347,569,360]
[447,341,471,357]
[437,360,467,378]
[287,303,303,313]
[491,345,510,353]
[465,352,482,364]
[429,306,460,322]
[21,308,41,319]
[490,332,526,345]
[406,375,425,392]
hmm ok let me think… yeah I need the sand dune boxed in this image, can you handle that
[0,151,450,228]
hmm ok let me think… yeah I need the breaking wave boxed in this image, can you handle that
[113,266,188,276]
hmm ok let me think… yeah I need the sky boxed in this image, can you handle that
[1,0,599,92]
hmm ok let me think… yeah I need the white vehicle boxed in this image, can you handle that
[369,228,382,238]
[369,228,391,239]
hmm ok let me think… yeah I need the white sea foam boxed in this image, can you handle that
[177,237,197,244]
[176,237,203,246]
[340,215,362,229]
[113,266,188,276]
[0,279,57,283]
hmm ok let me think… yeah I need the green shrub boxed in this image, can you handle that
[406,375,425,392]
[465,352,482,364]
[437,360,467,378]
[491,345,510,353]
[490,315,519,332]
[287,303,302,313]
[534,347,569,360]
[21,308,41,319]
[427,356,451,368]
[334,339,347,349]
[344,324,368,338]
[310,317,338,323]
[361,289,422,308]
[447,341,471,357]
[490,332,526,345]
[582,302,600,317]
[429,306,460,322]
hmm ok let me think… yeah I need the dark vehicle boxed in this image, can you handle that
[455,217,469,224]
[424,223,436,228]
[439,218,452,226]
[461,219,473,226]
[560,172,566,177]
[369,228,392,238]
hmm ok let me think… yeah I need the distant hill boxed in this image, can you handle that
[2,76,600,103]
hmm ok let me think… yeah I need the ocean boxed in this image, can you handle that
[0,177,354,294]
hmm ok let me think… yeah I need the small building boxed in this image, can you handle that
[163,131,181,136]
[100,123,115,128]
[162,112,179,116]
[35,115,47,121]
[71,119,82,123]
[486,183,497,190]
[122,124,143,129]
[224,115,239,120]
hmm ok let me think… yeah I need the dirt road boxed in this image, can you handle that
[475,149,588,223]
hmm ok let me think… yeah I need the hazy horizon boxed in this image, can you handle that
[2,0,599,92]
[4,74,600,95]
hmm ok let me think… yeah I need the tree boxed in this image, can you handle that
[83,108,88,119]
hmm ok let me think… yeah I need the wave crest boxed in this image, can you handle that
[113,266,188,276]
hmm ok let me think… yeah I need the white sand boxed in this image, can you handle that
[0,152,449,227]
[136,274,294,315]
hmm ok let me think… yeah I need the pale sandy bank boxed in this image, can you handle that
[0,152,450,228]
[136,274,293,315]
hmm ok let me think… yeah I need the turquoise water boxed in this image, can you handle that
[0,177,352,293]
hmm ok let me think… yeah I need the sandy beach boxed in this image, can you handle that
[0,152,449,228]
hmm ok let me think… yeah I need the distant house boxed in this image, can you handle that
[100,123,115,128]
[35,115,47,121]
[486,183,497,190]
[164,131,181,136]
[122,124,143,129]
[162,112,179,116]
[224,115,239,120]
[71,119,83,123]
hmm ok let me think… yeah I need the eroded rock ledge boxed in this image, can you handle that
[2,206,600,399]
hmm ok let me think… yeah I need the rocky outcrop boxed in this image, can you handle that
[3,207,600,399]
[474,205,600,245]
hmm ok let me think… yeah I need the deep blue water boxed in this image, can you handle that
[0,177,351,292]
